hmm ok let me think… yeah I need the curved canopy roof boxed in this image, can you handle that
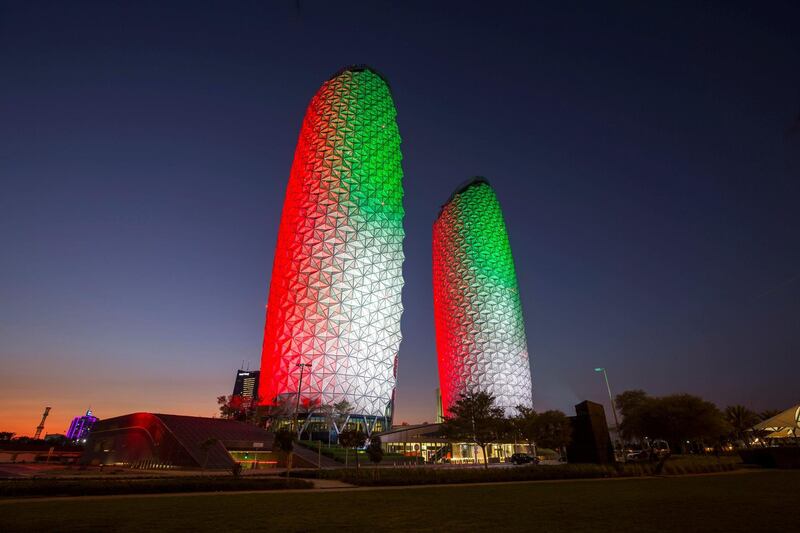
[752,404,800,438]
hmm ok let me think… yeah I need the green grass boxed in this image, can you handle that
[1,471,796,532]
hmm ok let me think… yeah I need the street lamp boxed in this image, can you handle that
[293,362,312,434]
[594,367,621,434]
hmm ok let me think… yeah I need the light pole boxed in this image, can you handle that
[293,362,312,435]
[594,367,621,435]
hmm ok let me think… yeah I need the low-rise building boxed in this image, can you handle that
[376,423,527,464]
[81,413,279,470]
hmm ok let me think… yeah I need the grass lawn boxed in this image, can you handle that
[2,470,796,532]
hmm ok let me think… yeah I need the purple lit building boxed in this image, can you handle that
[66,409,98,443]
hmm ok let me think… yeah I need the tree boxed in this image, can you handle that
[513,405,539,455]
[724,405,760,446]
[366,435,384,465]
[615,389,651,441]
[441,391,506,468]
[218,394,245,420]
[338,428,367,468]
[333,400,354,436]
[616,389,649,417]
[293,396,322,438]
[615,390,730,452]
[273,428,296,473]
[759,409,781,422]
[656,395,730,451]
[199,438,218,472]
[217,394,266,425]
[531,410,572,455]
[0,432,16,441]
[263,395,295,430]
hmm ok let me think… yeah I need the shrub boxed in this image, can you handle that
[287,455,740,486]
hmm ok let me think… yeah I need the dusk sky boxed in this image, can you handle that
[1,1,798,437]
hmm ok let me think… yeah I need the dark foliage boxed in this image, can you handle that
[338,428,367,468]
[616,390,731,450]
[366,436,384,464]
[288,456,740,486]
[531,410,572,451]
[441,391,506,468]
[273,429,296,454]
[217,394,266,425]
[0,477,312,498]
[724,405,760,445]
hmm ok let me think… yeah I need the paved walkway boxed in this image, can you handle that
[0,468,769,505]
[309,478,354,489]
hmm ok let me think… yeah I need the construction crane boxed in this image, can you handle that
[33,407,51,440]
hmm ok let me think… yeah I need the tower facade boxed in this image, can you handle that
[232,370,260,400]
[433,178,533,416]
[259,67,404,426]
[66,409,98,443]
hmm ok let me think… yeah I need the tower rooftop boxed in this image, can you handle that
[327,65,393,92]
[438,176,493,218]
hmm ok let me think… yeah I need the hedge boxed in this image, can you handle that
[0,476,312,498]
[289,456,741,486]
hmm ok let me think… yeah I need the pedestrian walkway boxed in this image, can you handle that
[308,478,354,489]
[292,443,341,468]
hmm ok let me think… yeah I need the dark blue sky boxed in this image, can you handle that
[1,1,798,434]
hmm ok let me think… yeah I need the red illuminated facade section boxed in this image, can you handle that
[259,67,405,422]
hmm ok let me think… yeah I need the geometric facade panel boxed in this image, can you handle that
[433,178,533,416]
[259,66,405,419]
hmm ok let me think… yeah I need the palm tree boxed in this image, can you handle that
[759,409,781,422]
[724,405,759,447]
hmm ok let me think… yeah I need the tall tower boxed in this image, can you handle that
[433,178,533,416]
[259,66,405,429]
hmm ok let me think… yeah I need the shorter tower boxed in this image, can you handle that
[232,370,260,401]
[432,178,533,416]
[66,409,98,443]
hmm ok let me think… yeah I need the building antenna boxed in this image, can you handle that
[33,406,51,440]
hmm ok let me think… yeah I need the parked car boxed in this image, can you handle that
[509,453,539,465]
[625,439,671,463]
[649,439,671,459]
[625,449,650,463]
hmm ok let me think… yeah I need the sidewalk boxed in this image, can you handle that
[308,478,354,489]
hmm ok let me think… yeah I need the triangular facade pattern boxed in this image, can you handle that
[433,179,533,416]
[259,67,405,419]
